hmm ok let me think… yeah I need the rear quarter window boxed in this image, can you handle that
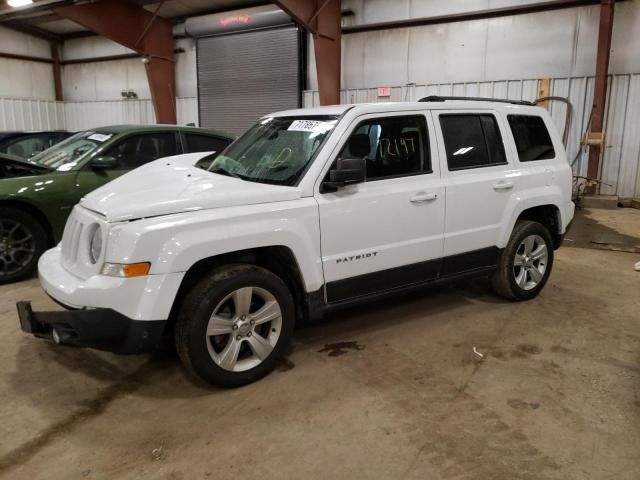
[507,115,556,162]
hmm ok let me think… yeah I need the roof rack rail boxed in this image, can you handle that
[418,95,535,106]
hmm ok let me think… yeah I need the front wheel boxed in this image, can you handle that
[175,264,295,388]
[0,208,47,284]
[491,220,554,301]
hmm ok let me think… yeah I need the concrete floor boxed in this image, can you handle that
[1,208,639,480]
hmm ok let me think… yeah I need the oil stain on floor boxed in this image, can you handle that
[317,341,366,357]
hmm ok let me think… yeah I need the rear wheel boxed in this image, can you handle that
[0,208,47,284]
[175,264,295,388]
[491,220,554,301]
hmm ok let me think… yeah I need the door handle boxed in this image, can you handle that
[493,180,514,191]
[410,192,438,204]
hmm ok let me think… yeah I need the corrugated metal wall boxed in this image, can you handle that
[0,98,65,130]
[0,97,200,132]
[303,74,640,199]
[63,97,200,130]
[63,99,157,131]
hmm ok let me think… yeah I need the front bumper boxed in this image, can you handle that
[38,246,184,321]
[17,301,166,354]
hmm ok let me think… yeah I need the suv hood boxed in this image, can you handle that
[81,152,303,222]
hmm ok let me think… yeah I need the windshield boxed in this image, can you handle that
[31,131,114,171]
[196,115,338,186]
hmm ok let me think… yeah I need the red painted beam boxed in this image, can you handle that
[586,0,615,194]
[51,45,63,101]
[274,0,341,106]
[53,0,176,124]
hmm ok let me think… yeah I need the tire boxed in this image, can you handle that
[175,264,295,388]
[0,208,48,284]
[491,220,554,301]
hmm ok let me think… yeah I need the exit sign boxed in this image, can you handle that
[377,87,391,97]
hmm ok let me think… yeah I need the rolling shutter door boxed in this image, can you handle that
[197,26,300,135]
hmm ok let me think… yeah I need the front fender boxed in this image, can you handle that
[104,199,324,293]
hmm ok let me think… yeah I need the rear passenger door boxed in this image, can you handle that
[107,132,179,170]
[434,110,520,271]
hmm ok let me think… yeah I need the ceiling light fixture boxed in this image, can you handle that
[7,0,34,8]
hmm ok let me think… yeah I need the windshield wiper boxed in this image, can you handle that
[210,167,242,179]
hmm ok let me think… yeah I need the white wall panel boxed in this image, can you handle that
[60,53,195,102]
[342,0,558,24]
[62,36,133,61]
[0,25,51,58]
[176,97,199,126]
[175,38,198,98]
[63,100,156,131]
[0,58,55,100]
[0,27,55,100]
[0,98,64,130]
[609,1,640,74]
[618,76,640,199]
[62,59,152,102]
[61,97,199,131]
[340,3,640,89]
[407,21,487,85]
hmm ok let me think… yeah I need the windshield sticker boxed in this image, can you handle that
[287,120,333,133]
[87,133,112,142]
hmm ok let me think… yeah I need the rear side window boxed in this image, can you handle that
[507,115,556,162]
[440,114,507,170]
[184,134,230,154]
[108,133,178,169]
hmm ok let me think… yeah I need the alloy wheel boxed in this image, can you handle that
[0,219,36,277]
[513,234,548,291]
[205,286,282,372]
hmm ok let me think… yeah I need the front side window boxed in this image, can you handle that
[440,114,507,170]
[508,114,556,162]
[31,131,114,171]
[338,116,430,181]
[196,116,338,186]
[107,133,178,169]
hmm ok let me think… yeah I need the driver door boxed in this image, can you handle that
[316,113,445,303]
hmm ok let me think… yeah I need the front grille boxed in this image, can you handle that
[62,218,84,267]
[61,216,84,269]
[59,206,105,279]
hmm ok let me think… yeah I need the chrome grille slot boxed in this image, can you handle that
[61,210,86,269]
[61,217,80,268]
[69,223,84,265]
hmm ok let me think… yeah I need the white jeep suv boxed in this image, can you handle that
[18,96,574,387]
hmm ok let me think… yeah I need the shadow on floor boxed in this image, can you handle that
[565,207,640,253]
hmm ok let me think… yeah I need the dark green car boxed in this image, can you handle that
[0,125,233,283]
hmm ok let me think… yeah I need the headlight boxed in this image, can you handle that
[89,225,102,264]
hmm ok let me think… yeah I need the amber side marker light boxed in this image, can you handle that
[102,262,151,278]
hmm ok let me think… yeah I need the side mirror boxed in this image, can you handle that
[90,156,117,170]
[322,157,365,192]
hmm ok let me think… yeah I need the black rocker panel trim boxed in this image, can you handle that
[325,247,499,303]
[441,246,500,276]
